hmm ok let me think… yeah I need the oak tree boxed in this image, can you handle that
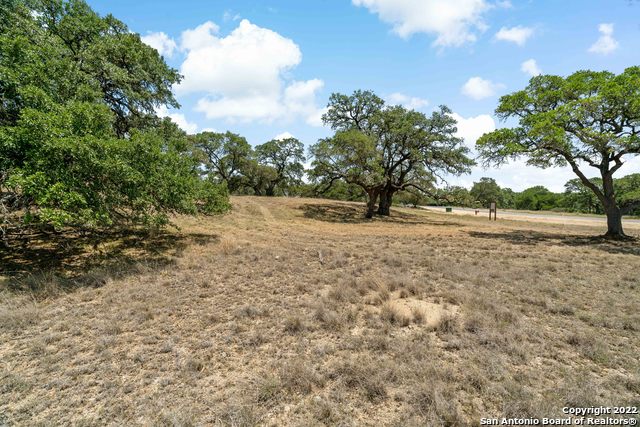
[255,137,306,196]
[477,68,640,238]
[191,131,252,193]
[311,90,473,217]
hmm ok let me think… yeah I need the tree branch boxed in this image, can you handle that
[565,157,606,204]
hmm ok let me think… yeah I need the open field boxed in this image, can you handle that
[1,196,639,426]
[422,206,640,227]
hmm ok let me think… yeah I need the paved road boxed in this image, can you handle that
[420,206,640,226]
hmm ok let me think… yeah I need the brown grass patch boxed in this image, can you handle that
[1,196,638,425]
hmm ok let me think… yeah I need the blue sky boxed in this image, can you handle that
[88,0,640,191]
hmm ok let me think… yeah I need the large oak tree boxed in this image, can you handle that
[311,90,473,218]
[477,67,640,238]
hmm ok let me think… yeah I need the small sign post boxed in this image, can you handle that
[489,202,497,221]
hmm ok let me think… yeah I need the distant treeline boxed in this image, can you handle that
[394,176,640,216]
[186,132,640,216]
[201,167,640,218]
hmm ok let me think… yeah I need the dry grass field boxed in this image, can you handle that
[1,196,639,426]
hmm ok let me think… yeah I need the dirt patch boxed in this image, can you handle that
[385,294,459,329]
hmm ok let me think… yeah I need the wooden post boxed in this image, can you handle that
[489,202,497,221]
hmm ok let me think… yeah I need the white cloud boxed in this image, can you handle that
[156,106,198,134]
[494,26,534,46]
[178,19,300,96]
[274,132,295,140]
[180,21,220,51]
[521,59,542,77]
[306,107,329,127]
[448,160,585,192]
[141,32,178,58]
[589,23,619,55]
[352,0,490,47]
[461,77,505,100]
[441,112,493,187]
[195,96,281,122]
[450,112,495,149]
[492,156,640,192]
[451,163,586,192]
[177,19,324,125]
[386,92,429,110]
[284,79,326,125]
[618,155,640,178]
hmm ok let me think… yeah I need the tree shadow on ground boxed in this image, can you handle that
[300,203,462,226]
[467,230,640,256]
[0,228,219,296]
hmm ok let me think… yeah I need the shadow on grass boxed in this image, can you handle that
[0,228,219,296]
[467,230,640,256]
[300,202,462,226]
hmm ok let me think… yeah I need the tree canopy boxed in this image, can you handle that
[514,186,561,211]
[310,90,473,217]
[189,132,307,197]
[255,137,306,196]
[191,131,252,193]
[469,178,502,208]
[477,67,640,237]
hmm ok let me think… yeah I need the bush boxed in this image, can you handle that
[5,112,229,230]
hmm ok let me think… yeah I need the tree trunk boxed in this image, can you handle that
[604,204,625,238]
[377,188,394,216]
[601,173,626,238]
[365,189,379,219]
[252,185,263,196]
[377,187,388,216]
